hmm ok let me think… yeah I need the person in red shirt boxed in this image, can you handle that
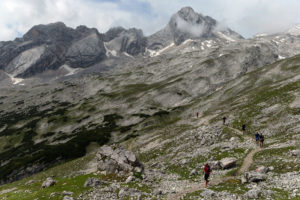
[196,112,199,118]
[204,163,211,187]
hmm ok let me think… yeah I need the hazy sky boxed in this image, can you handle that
[1,0,300,41]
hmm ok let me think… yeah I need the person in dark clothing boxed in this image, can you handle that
[254,132,260,145]
[259,133,265,148]
[204,163,211,187]
[242,124,246,133]
[223,117,227,125]
[196,112,199,118]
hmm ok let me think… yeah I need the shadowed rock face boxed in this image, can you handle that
[104,27,147,56]
[0,22,107,78]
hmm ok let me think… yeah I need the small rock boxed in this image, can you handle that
[63,196,74,200]
[84,178,104,187]
[269,166,274,171]
[244,188,261,199]
[62,191,74,196]
[256,166,269,174]
[181,159,188,165]
[208,161,221,170]
[241,176,247,184]
[125,176,135,183]
[220,157,237,169]
[291,150,300,157]
[189,169,198,176]
[42,177,56,188]
[25,180,35,185]
[201,189,216,198]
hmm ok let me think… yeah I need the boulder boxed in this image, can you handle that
[245,172,267,182]
[96,145,144,174]
[125,176,135,183]
[220,157,237,169]
[291,150,300,157]
[208,161,221,170]
[256,166,269,174]
[84,178,104,188]
[42,177,56,188]
[244,188,261,199]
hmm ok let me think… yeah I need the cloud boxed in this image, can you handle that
[1,0,300,41]
[174,15,205,37]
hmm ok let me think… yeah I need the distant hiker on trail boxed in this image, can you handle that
[204,163,211,187]
[259,133,265,148]
[242,124,246,133]
[196,112,199,118]
[254,132,260,145]
[223,116,227,125]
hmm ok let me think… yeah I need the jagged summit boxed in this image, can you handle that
[147,7,243,50]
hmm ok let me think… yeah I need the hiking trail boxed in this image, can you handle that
[167,126,262,200]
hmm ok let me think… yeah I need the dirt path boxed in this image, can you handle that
[167,126,262,200]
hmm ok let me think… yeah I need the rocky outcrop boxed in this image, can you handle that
[0,22,107,78]
[96,145,144,174]
[65,32,106,68]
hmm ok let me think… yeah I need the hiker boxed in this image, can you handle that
[254,132,260,145]
[259,133,264,148]
[196,112,199,118]
[204,163,211,187]
[222,116,226,125]
[242,124,246,133]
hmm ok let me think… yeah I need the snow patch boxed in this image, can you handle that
[181,39,194,45]
[147,43,175,57]
[217,32,236,42]
[60,65,81,76]
[123,52,134,58]
[6,72,25,85]
[255,33,267,37]
[278,55,286,60]
[104,42,117,57]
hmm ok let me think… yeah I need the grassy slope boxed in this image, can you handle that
[1,55,300,199]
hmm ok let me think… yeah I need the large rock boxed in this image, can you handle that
[96,145,144,174]
[220,157,237,169]
[245,172,267,182]
[208,161,221,170]
[42,177,56,188]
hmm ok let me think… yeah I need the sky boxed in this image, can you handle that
[1,0,300,41]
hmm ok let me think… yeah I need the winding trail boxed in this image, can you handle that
[167,126,262,200]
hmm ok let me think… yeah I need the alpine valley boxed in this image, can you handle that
[1,7,300,200]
